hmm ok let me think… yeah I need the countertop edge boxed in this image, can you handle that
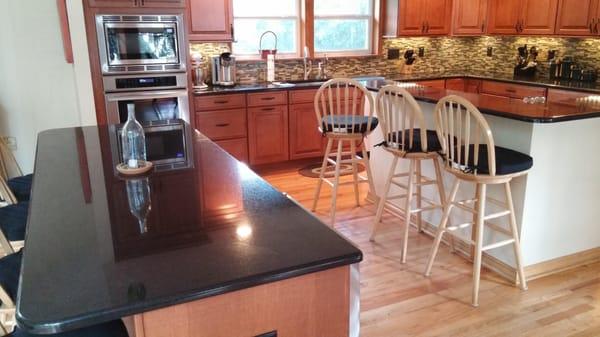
[16,253,362,334]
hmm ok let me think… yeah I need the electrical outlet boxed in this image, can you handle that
[2,137,17,151]
[486,46,493,57]
[418,47,425,57]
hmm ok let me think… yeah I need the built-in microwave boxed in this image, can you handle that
[105,89,190,125]
[96,14,186,74]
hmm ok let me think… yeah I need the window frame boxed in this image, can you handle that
[313,0,375,57]
[231,0,303,60]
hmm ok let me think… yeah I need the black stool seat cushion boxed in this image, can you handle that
[0,250,22,301]
[322,116,379,134]
[7,174,33,202]
[0,202,29,241]
[9,320,129,337]
[455,145,533,175]
[385,129,442,153]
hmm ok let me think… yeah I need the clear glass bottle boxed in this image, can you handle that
[121,103,146,168]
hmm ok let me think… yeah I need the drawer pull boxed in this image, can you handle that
[261,97,276,101]
[506,89,516,93]
[214,100,229,104]
[261,107,276,111]
[215,123,230,127]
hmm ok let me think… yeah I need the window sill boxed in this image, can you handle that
[235,53,382,62]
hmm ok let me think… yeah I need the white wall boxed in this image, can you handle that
[0,0,95,173]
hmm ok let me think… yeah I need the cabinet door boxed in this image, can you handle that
[487,0,521,34]
[555,0,598,35]
[188,0,234,41]
[248,106,289,165]
[289,103,325,160]
[423,0,452,34]
[445,78,466,91]
[215,138,249,163]
[141,0,185,7]
[398,0,426,35]
[452,0,488,35]
[87,0,137,7]
[520,0,559,34]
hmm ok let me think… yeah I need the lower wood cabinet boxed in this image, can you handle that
[445,78,466,91]
[415,79,446,89]
[214,138,249,163]
[481,80,547,99]
[248,105,289,165]
[289,103,325,160]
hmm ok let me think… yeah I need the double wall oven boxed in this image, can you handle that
[96,14,190,125]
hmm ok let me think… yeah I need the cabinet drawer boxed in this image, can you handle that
[415,79,446,89]
[547,89,592,106]
[445,78,466,91]
[481,81,547,99]
[215,138,248,163]
[195,109,247,140]
[194,94,246,111]
[247,91,288,107]
[290,89,319,104]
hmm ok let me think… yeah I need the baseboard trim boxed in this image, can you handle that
[366,192,600,282]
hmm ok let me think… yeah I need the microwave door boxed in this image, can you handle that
[104,23,180,66]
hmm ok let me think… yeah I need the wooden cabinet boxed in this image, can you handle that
[480,80,547,99]
[398,0,452,35]
[555,0,599,36]
[87,0,184,7]
[188,0,234,41]
[445,78,466,91]
[547,89,592,106]
[289,103,325,160]
[194,94,248,163]
[452,0,488,35]
[465,79,482,93]
[248,105,289,165]
[415,79,446,89]
[488,0,559,35]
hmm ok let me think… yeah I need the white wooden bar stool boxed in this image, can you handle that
[311,78,377,225]
[370,86,450,263]
[424,95,532,307]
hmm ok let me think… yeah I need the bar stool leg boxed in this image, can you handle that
[350,140,360,206]
[360,142,376,197]
[472,183,487,307]
[425,178,461,276]
[432,158,455,253]
[505,181,528,291]
[312,138,333,212]
[416,159,423,233]
[401,160,416,264]
[370,155,399,241]
[330,140,344,225]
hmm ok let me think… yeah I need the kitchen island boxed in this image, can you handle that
[16,125,362,336]
[361,79,600,281]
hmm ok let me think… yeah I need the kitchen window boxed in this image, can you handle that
[232,0,301,57]
[314,0,374,56]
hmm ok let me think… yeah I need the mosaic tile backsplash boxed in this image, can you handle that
[190,36,600,84]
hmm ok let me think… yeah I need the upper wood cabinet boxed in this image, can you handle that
[452,0,488,35]
[555,0,599,36]
[488,0,558,35]
[397,0,452,35]
[87,0,184,8]
[188,0,234,41]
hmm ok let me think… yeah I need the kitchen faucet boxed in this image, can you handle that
[303,46,312,80]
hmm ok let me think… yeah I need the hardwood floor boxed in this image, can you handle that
[256,161,600,337]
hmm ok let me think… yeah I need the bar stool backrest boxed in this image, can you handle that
[376,85,428,155]
[314,78,375,136]
[0,283,15,333]
[0,176,17,205]
[0,139,23,181]
[434,95,496,176]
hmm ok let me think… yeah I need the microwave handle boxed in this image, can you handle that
[105,90,188,102]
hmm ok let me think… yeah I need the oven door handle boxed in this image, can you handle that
[105,90,188,102]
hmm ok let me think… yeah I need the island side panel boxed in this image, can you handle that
[132,266,351,337]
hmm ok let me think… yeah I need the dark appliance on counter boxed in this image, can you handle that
[404,49,416,65]
[211,52,237,86]
[514,45,538,77]
[560,56,575,80]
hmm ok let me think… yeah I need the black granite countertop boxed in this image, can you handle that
[194,72,600,96]
[16,125,362,334]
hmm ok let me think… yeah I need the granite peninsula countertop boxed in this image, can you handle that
[16,125,362,334]
[193,72,600,123]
